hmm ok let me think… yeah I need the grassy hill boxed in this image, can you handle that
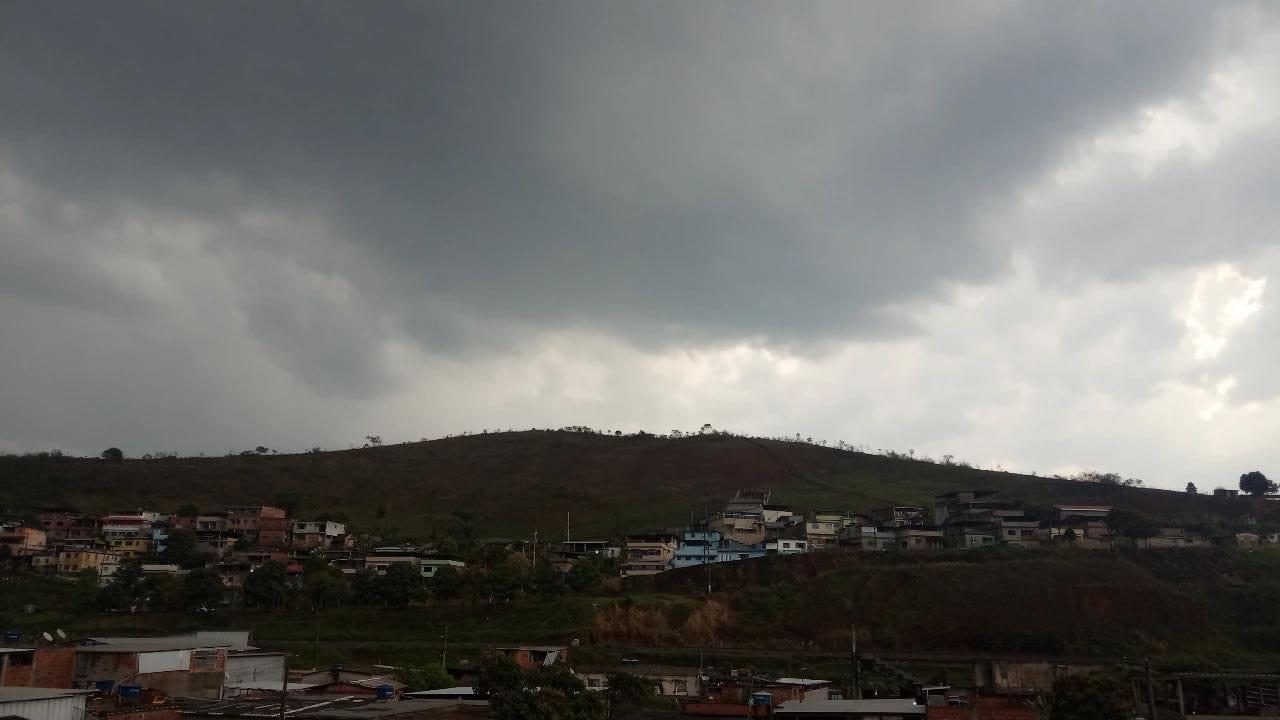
[0,430,1256,538]
[618,546,1280,663]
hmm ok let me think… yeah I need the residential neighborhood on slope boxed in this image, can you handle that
[3,486,1279,592]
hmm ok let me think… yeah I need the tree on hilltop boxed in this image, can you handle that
[1240,471,1276,497]
[101,447,124,462]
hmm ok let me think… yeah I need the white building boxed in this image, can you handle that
[0,688,92,720]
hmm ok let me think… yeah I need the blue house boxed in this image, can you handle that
[672,528,721,568]
[716,538,766,563]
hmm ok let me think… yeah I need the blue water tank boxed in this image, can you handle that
[749,692,772,707]
[118,685,143,703]
[95,681,115,694]
[375,685,394,700]
[2,631,19,642]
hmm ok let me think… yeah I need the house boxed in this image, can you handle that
[419,556,465,580]
[1052,505,1112,522]
[363,547,419,575]
[1213,488,1239,499]
[100,513,160,559]
[703,676,835,705]
[622,533,680,576]
[172,515,232,557]
[74,638,228,698]
[294,667,405,697]
[224,507,289,548]
[932,490,1002,526]
[805,513,845,550]
[995,519,1040,547]
[551,540,619,573]
[762,504,796,524]
[895,527,943,551]
[45,547,122,586]
[943,521,996,549]
[0,646,77,688]
[765,537,809,555]
[361,548,464,580]
[716,538,766,563]
[576,665,700,696]
[868,506,925,528]
[291,521,346,550]
[773,699,925,719]
[490,646,568,670]
[1131,528,1212,549]
[39,513,100,543]
[0,524,46,556]
[724,490,771,515]
[672,528,721,568]
[710,513,768,546]
[840,525,895,552]
[0,687,93,720]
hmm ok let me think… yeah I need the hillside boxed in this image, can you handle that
[0,430,1251,538]
[618,547,1280,662]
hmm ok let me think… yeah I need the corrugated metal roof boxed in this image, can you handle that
[0,689,93,702]
[774,699,924,715]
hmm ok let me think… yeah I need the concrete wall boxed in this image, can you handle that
[975,659,1103,692]
[224,654,284,685]
[137,670,224,699]
[137,651,190,675]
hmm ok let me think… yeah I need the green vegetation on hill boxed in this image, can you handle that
[626,546,1280,663]
[0,430,1254,537]
[7,546,1280,670]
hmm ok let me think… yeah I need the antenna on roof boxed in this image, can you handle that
[42,632,54,643]
[56,629,67,640]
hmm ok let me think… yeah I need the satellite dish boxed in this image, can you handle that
[56,629,66,640]
[42,632,53,643]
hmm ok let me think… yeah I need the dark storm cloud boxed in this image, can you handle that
[0,1,1232,352]
[3,0,1278,478]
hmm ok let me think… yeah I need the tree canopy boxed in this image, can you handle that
[1240,471,1276,497]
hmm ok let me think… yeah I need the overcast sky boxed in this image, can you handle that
[2,2,1278,489]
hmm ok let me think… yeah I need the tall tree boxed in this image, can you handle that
[243,561,290,609]
[182,568,225,612]
[378,562,421,608]
[1240,471,1277,497]
[1185,482,1197,494]
[101,447,124,462]
[302,556,347,609]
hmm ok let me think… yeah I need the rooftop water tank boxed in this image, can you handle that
[375,685,394,700]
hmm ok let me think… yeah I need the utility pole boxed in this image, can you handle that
[565,512,570,543]
[279,652,289,720]
[850,624,862,700]
[441,624,449,670]
[1145,658,1156,720]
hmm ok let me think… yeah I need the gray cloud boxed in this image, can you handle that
[1,1,1277,486]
